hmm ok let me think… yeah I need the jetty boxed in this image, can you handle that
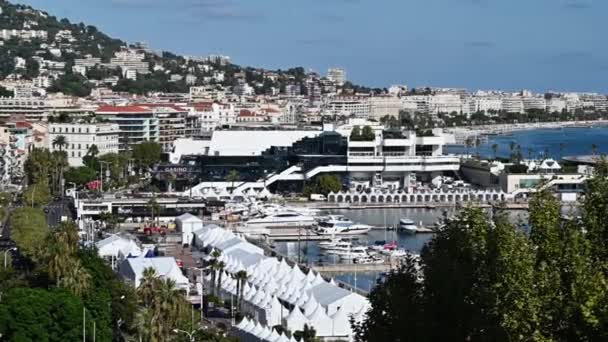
[312,262,393,274]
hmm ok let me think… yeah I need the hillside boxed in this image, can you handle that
[0,0,378,97]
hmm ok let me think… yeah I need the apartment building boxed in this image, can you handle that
[369,96,402,120]
[326,97,371,119]
[327,68,347,86]
[95,105,159,151]
[501,97,525,114]
[48,122,119,166]
[109,49,150,75]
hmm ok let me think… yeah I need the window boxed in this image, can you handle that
[52,127,55,133]
[78,152,81,157]
[78,128,81,133]
[71,152,74,157]
[71,144,74,149]
[86,128,89,133]
[72,127,75,133]
[78,144,81,149]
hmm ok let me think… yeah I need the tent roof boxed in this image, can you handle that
[176,213,203,223]
[308,281,352,306]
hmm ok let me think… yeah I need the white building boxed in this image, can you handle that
[95,105,160,151]
[522,97,546,111]
[369,96,402,120]
[501,96,524,114]
[326,97,371,119]
[327,68,347,86]
[118,257,189,291]
[48,122,120,166]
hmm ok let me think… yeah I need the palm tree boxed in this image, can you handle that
[52,135,68,151]
[491,143,498,160]
[234,270,248,310]
[147,198,160,224]
[134,307,155,342]
[215,261,226,297]
[87,144,99,157]
[226,170,240,194]
[156,278,185,340]
[57,259,91,297]
[138,267,159,307]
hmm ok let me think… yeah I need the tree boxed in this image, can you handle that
[65,166,96,185]
[132,141,162,170]
[234,270,248,311]
[9,207,48,258]
[361,125,375,141]
[316,174,342,195]
[0,85,13,97]
[350,126,362,141]
[351,256,425,342]
[226,170,240,193]
[0,288,83,341]
[87,144,99,157]
[22,180,52,207]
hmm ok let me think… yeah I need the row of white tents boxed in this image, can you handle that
[193,224,370,340]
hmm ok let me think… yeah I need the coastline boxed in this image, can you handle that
[446,119,608,142]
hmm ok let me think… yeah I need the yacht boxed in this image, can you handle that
[354,255,385,264]
[314,215,372,236]
[324,241,354,254]
[319,237,346,250]
[334,246,369,260]
[399,218,434,234]
[245,211,316,228]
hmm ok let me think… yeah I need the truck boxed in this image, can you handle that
[310,194,326,201]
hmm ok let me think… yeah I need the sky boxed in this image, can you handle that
[15,0,608,93]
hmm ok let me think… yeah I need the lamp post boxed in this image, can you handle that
[99,161,110,193]
[189,267,205,322]
[172,328,195,342]
[3,247,17,269]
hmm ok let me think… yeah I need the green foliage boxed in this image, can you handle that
[0,288,83,342]
[65,166,97,185]
[10,207,48,258]
[316,174,342,195]
[357,165,608,341]
[47,73,93,97]
[0,85,13,97]
[350,125,375,141]
[22,180,52,207]
[132,141,162,169]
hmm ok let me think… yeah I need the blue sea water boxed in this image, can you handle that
[447,127,608,159]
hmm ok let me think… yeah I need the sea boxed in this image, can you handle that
[275,127,608,292]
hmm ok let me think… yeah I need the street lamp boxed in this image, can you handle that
[189,267,205,322]
[3,247,17,269]
[99,161,111,193]
[172,328,196,342]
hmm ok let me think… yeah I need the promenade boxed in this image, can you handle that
[447,119,608,143]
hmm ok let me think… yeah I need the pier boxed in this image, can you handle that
[312,262,393,274]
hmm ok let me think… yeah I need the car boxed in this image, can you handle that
[43,207,49,213]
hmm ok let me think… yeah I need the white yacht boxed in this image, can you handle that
[399,218,419,234]
[324,241,354,254]
[319,237,346,250]
[334,246,369,260]
[245,211,316,228]
[314,215,372,236]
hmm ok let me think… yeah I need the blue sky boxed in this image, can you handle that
[16,0,608,92]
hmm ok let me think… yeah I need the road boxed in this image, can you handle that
[45,198,74,227]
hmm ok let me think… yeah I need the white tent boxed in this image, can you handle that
[307,304,332,337]
[176,213,204,246]
[303,294,319,316]
[265,295,284,327]
[307,281,368,316]
[118,257,189,290]
[330,305,353,337]
[96,234,141,261]
[267,329,281,342]
[284,307,309,332]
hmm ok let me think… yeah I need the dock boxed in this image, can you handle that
[312,262,393,274]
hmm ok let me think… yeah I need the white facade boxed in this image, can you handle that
[370,96,402,119]
[501,96,524,113]
[327,68,346,86]
[49,122,120,166]
[326,97,371,119]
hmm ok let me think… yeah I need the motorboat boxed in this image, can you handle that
[354,255,385,264]
[334,246,369,260]
[399,218,418,234]
[319,237,346,250]
[324,241,354,254]
[245,211,316,228]
[368,240,397,252]
[399,218,434,234]
[314,215,372,236]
